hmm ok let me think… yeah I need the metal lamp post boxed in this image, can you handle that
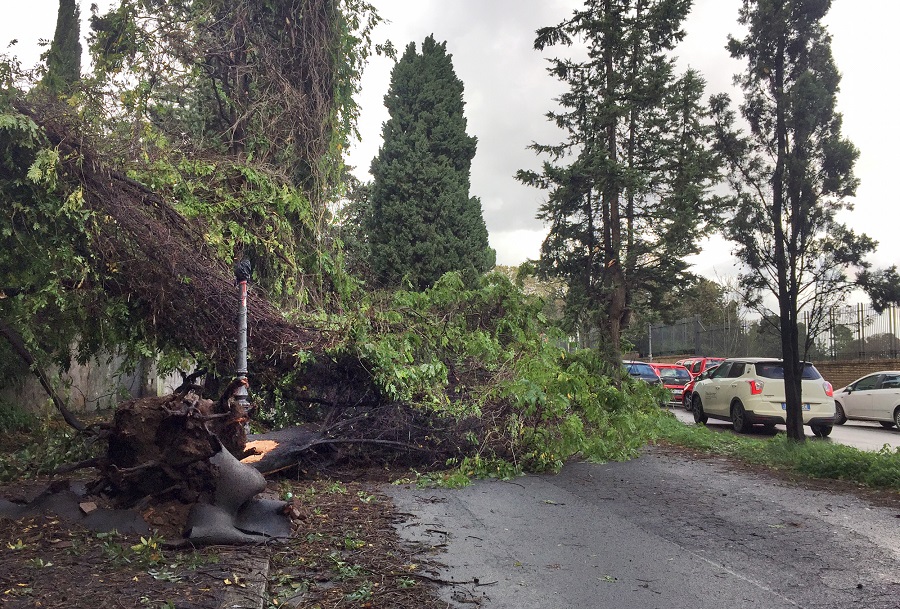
[234,258,252,410]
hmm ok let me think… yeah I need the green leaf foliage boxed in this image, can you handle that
[0,418,98,482]
[133,156,355,308]
[367,36,495,290]
[323,271,667,474]
[0,109,132,377]
[520,1,720,363]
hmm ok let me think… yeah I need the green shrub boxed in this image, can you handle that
[0,399,36,433]
[0,419,100,482]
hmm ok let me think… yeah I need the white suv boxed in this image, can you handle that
[690,358,836,437]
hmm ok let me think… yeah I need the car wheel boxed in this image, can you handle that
[692,395,707,424]
[834,402,847,425]
[683,393,692,411]
[895,407,900,430]
[811,424,833,438]
[731,401,750,433]
[880,421,896,429]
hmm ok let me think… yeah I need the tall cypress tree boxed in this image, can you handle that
[518,1,719,366]
[367,36,495,290]
[44,0,82,94]
[712,0,871,440]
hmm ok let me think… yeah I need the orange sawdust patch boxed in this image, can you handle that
[241,439,280,463]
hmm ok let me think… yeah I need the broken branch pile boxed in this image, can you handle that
[16,100,327,380]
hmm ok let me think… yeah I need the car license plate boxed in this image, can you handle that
[781,403,811,411]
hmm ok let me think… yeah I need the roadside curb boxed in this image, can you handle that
[219,550,271,609]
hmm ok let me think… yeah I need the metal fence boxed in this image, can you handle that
[637,304,900,361]
[643,316,748,359]
[820,303,900,360]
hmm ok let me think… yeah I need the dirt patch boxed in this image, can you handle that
[0,476,446,608]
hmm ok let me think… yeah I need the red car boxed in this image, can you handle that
[649,363,693,407]
[679,357,726,378]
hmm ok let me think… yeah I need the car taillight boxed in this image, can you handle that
[748,380,764,395]
[823,381,833,397]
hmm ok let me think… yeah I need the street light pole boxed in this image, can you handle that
[234,258,252,410]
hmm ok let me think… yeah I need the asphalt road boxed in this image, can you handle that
[388,447,900,609]
[669,407,900,452]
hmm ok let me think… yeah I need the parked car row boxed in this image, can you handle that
[622,359,699,407]
[623,356,900,435]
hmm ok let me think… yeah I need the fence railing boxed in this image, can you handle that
[820,303,900,360]
[636,304,900,361]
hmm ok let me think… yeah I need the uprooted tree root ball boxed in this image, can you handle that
[101,393,240,506]
[52,386,489,542]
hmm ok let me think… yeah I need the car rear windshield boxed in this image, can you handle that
[658,368,691,382]
[627,363,656,377]
[754,362,822,380]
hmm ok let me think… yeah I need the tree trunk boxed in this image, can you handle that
[772,15,804,442]
[600,0,625,368]
[0,318,86,431]
[602,265,628,369]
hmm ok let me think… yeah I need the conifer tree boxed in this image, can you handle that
[367,36,495,290]
[519,1,719,367]
[712,0,872,440]
[44,0,81,94]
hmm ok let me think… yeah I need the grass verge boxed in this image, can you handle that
[652,412,900,491]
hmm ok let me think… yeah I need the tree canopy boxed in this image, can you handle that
[712,0,872,440]
[518,0,720,366]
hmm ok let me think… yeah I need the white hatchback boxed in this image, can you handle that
[833,371,900,430]
[691,358,836,436]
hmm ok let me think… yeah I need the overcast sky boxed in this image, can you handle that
[347,0,899,283]
[3,0,898,287]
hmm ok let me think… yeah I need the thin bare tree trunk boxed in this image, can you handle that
[0,318,86,431]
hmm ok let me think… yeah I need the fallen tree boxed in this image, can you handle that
[14,101,326,381]
[1,100,391,526]
[0,2,499,538]
[1,97,668,543]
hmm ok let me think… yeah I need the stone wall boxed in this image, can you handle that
[813,360,900,390]
[0,355,182,416]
